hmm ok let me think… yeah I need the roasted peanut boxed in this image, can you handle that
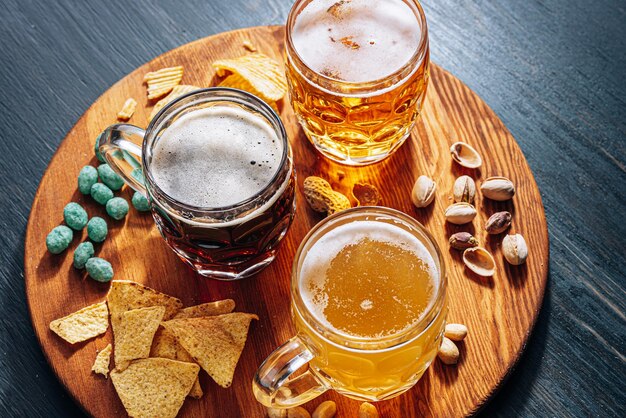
[304,176,351,215]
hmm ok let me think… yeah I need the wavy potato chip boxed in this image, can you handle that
[218,74,278,111]
[110,358,199,418]
[143,66,184,99]
[92,343,112,378]
[49,301,109,344]
[117,98,137,121]
[114,306,165,371]
[149,84,200,121]
[213,53,287,102]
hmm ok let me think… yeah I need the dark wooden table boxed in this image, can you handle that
[0,0,623,416]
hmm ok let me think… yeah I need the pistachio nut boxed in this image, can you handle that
[449,232,479,250]
[502,233,528,265]
[444,202,477,225]
[481,177,515,201]
[453,175,476,203]
[450,142,482,169]
[485,211,512,234]
[462,246,496,276]
[411,175,436,208]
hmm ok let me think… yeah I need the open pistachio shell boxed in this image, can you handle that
[462,246,496,277]
[450,142,483,169]
[444,202,477,225]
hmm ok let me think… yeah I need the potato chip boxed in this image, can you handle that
[92,344,112,378]
[117,98,137,121]
[149,84,201,121]
[173,299,235,319]
[49,301,109,344]
[114,306,165,371]
[143,66,184,100]
[110,358,199,418]
[212,53,287,102]
[162,313,258,388]
[352,182,381,206]
[107,280,182,347]
[150,328,202,399]
[218,74,278,111]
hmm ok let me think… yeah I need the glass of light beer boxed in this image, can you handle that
[253,207,447,407]
[97,88,296,280]
[285,0,430,165]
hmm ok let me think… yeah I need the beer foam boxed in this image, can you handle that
[151,106,283,208]
[299,220,438,335]
[291,0,422,83]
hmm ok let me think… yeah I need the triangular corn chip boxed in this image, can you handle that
[162,313,258,388]
[92,344,112,378]
[173,299,235,319]
[218,74,278,111]
[149,84,201,121]
[115,306,165,370]
[107,280,182,346]
[143,66,184,100]
[49,301,109,344]
[212,53,287,102]
[110,358,199,418]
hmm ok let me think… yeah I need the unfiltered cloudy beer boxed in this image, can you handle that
[286,0,430,165]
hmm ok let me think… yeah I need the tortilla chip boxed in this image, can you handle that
[115,306,165,370]
[49,301,109,344]
[92,344,112,378]
[107,280,182,346]
[174,299,235,319]
[110,358,199,418]
[143,66,184,99]
[212,53,287,102]
[117,98,137,121]
[149,84,200,121]
[218,74,278,112]
[162,313,258,388]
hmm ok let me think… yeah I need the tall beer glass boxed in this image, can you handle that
[285,0,430,165]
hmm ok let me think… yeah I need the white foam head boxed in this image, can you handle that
[151,105,283,208]
[291,0,422,83]
[299,220,438,334]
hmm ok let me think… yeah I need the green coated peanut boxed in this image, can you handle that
[130,168,145,185]
[106,197,129,220]
[90,183,114,205]
[131,191,150,212]
[94,134,105,163]
[63,202,88,230]
[97,164,124,191]
[73,242,95,269]
[87,217,108,242]
[46,225,73,254]
[85,257,114,282]
[78,165,98,195]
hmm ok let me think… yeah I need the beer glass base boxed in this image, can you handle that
[185,255,276,281]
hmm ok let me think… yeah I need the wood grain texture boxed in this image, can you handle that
[24,26,548,418]
[1,1,625,417]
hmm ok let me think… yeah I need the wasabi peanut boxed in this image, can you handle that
[94,135,105,163]
[131,191,150,212]
[97,164,124,191]
[87,217,108,243]
[63,202,88,231]
[85,257,114,282]
[46,225,73,254]
[78,165,98,195]
[90,183,114,205]
[106,197,129,220]
[73,242,95,269]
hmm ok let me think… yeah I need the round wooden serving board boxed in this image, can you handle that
[24,26,548,418]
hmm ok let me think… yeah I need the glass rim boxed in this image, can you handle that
[285,0,429,92]
[142,87,290,215]
[291,206,447,350]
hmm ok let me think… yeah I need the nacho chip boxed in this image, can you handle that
[115,306,165,370]
[49,301,109,344]
[173,299,235,319]
[149,84,200,121]
[92,344,112,378]
[212,53,287,102]
[162,313,258,388]
[117,98,137,121]
[150,328,202,398]
[110,358,199,418]
[107,280,182,346]
[218,74,278,111]
[143,66,184,100]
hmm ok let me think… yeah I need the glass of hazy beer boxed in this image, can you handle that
[97,88,296,280]
[253,207,447,407]
[285,0,430,165]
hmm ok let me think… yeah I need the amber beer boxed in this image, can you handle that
[286,0,430,165]
[253,208,447,407]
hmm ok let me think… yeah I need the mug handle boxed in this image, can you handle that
[253,336,329,408]
[97,124,147,196]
